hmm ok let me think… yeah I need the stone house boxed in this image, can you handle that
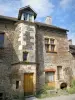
[0,5,75,98]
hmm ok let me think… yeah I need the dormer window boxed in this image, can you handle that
[18,5,37,22]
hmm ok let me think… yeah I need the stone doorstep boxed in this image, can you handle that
[26,96,38,100]
[47,90,57,95]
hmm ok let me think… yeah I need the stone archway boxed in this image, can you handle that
[60,82,67,89]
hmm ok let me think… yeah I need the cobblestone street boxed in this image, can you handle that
[26,94,75,100]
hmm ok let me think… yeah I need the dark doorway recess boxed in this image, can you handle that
[60,82,67,89]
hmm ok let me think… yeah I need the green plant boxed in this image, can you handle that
[67,87,75,94]
[67,79,75,94]
[43,84,55,90]
[71,79,75,88]
[35,84,55,98]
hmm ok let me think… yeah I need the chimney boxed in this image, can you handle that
[68,39,72,45]
[45,16,52,25]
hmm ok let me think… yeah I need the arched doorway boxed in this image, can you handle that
[60,82,67,89]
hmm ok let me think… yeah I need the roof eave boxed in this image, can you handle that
[0,15,18,22]
[35,22,69,32]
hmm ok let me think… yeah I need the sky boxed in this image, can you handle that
[0,0,75,44]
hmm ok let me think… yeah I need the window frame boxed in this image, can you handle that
[23,51,28,61]
[0,33,4,49]
[45,72,55,83]
[45,37,56,53]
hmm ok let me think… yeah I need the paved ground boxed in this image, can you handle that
[26,94,75,100]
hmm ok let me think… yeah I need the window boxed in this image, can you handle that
[57,66,62,80]
[45,38,56,53]
[23,51,28,61]
[0,33,4,48]
[45,72,54,82]
[16,81,19,89]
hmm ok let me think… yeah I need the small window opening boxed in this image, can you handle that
[23,51,28,61]
[16,81,19,89]
[0,93,3,100]
[57,66,62,80]
[0,33,4,48]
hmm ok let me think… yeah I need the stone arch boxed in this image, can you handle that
[60,82,67,89]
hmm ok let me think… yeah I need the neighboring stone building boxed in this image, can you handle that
[0,5,75,99]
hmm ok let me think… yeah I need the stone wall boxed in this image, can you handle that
[11,63,36,98]
[12,22,37,98]
[14,22,36,63]
[37,26,75,88]
[13,23,22,62]
[36,26,45,91]
[21,22,36,62]
[0,20,17,99]
[0,18,75,99]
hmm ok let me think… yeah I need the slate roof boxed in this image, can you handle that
[35,21,68,31]
[0,15,68,31]
[0,15,18,22]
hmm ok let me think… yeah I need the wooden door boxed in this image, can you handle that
[24,73,33,96]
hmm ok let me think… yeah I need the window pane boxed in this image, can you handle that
[45,38,49,44]
[45,44,49,52]
[46,72,54,82]
[24,13,28,21]
[51,45,55,52]
[29,14,32,21]
[0,34,4,48]
[50,39,54,44]
[48,72,54,81]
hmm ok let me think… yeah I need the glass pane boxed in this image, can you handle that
[29,14,32,21]
[0,34,4,48]
[23,52,28,61]
[24,13,28,21]
[45,45,49,51]
[48,72,54,81]
[51,45,55,52]
[45,38,49,44]
[46,72,54,82]
[50,39,54,44]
